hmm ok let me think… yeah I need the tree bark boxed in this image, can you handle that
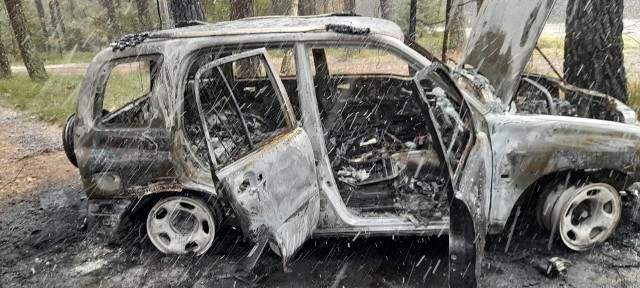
[442,0,451,61]
[34,0,49,42]
[48,0,62,52]
[99,0,117,31]
[343,0,353,12]
[53,0,64,33]
[379,0,390,19]
[231,0,257,78]
[4,0,47,80]
[275,0,297,75]
[48,0,58,38]
[408,0,417,41]
[476,0,483,12]
[170,0,205,25]
[564,0,627,103]
[448,3,466,53]
[299,0,314,15]
[135,0,150,30]
[0,22,11,79]
[231,0,254,20]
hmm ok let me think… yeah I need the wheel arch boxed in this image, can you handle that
[497,168,635,234]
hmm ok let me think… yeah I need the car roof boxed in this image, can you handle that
[148,15,404,41]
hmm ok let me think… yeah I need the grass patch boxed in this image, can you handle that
[0,74,82,125]
[10,52,96,66]
[628,77,640,112]
[0,69,152,125]
[416,32,445,56]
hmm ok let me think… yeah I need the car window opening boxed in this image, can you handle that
[310,46,451,222]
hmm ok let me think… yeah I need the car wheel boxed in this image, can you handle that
[538,182,622,251]
[146,196,217,255]
[62,114,78,167]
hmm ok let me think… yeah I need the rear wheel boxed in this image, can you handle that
[62,114,77,167]
[146,196,217,255]
[538,182,622,251]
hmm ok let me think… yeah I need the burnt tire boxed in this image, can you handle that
[62,113,78,167]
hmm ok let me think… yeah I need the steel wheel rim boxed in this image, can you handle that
[549,183,621,251]
[146,196,216,255]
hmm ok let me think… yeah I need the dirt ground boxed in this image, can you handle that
[1,107,640,287]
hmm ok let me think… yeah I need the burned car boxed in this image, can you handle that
[62,1,640,286]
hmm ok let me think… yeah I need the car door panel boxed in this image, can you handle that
[193,48,320,265]
[215,127,319,261]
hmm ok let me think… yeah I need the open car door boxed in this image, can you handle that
[413,65,492,287]
[193,48,320,266]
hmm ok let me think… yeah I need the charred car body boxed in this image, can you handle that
[63,1,640,286]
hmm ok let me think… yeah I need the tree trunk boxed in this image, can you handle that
[4,0,47,80]
[564,0,627,103]
[34,0,49,44]
[343,0,354,12]
[170,0,205,26]
[48,0,58,38]
[53,0,64,33]
[442,0,451,61]
[276,0,297,75]
[100,0,117,31]
[231,0,254,20]
[299,0,314,15]
[48,0,62,53]
[408,0,417,41]
[0,22,11,79]
[135,0,150,30]
[448,3,466,53]
[379,0,390,19]
[231,0,257,78]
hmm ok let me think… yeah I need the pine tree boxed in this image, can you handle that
[170,0,205,25]
[4,0,47,81]
[564,0,628,103]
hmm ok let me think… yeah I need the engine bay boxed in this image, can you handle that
[515,74,628,122]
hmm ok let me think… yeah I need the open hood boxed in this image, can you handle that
[460,0,556,104]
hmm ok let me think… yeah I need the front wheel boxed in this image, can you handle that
[146,196,217,255]
[538,182,622,251]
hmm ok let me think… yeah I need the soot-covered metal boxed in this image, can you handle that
[63,10,640,288]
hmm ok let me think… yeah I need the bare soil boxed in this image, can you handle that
[1,107,640,287]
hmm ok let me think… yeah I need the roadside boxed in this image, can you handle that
[10,63,89,75]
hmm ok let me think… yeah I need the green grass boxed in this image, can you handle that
[103,70,151,112]
[628,77,640,112]
[10,52,96,66]
[0,70,148,125]
[416,32,445,54]
[0,74,82,125]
